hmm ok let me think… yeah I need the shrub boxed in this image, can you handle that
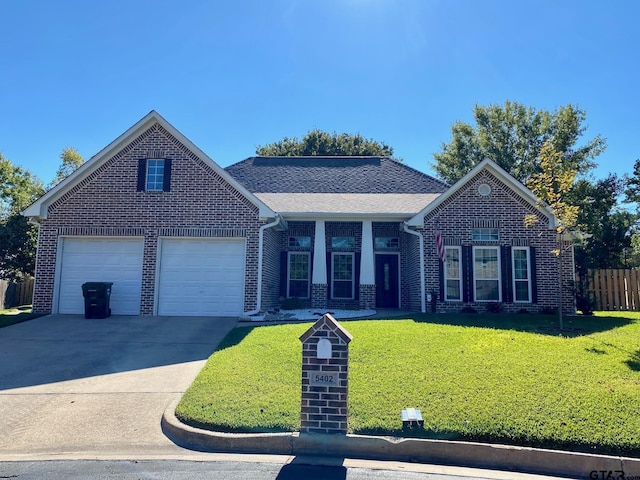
[280,297,305,310]
[486,302,504,314]
[574,278,596,315]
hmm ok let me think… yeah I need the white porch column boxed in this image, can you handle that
[360,220,375,285]
[312,220,327,284]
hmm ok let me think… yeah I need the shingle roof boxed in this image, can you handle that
[254,193,441,216]
[224,156,449,194]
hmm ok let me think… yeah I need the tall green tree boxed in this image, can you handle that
[0,152,44,280]
[624,158,640,207]
[623,158,640,267]
[570,175,634,272]
[256,129,394,157]
[48,147,85,188]
[433,101,606,184]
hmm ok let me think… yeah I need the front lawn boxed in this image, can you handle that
[176,312,640,456]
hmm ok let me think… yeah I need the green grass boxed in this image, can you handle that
[176,312,640,456]
[0,305,43,328]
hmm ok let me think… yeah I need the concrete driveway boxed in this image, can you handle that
[0,314,237,459]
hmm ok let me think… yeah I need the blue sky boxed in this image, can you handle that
[1,0,638,185]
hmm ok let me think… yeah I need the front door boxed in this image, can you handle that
[375,254,399,308]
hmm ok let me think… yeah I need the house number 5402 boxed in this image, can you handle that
[309,371,336,385]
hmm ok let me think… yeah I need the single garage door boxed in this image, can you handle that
[157,238,245,316]
[57,237,144,315]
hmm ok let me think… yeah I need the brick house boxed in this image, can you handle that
[23,111,575,317]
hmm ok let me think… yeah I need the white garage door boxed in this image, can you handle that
[157,238,245,316]
[57,237,144,315]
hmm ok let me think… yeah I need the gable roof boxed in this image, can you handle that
[22,111,276,220]
[225,156,449,194]
[406,158,558,228]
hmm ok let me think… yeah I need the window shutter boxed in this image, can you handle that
[354,252,361,301]
[530,246,538,303]
[280,251,288,298]
[308,251,313,299]
[162,159,172,192]
[501,246,513,303]
[462,245,473,302]
[326,252,332,300]
[137,159,146,191]
[438,260,444,302]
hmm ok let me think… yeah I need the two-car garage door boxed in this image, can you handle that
[56,237,245,316]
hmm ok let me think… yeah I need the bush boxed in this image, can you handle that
[460,306,477,314]
[280,297,305,310]
[486,302,504,314]
[574,279,596,315]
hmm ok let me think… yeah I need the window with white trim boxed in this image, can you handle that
[288,236,311,248]
[288,252,310,298]
[146,159,165,191]
[472,228,499,242]
[473,246,501,301]
[444,246,462,301]
[332,252,354,299]
[375,237,399,250]
[512,247,532,303]
[331,237,355,249]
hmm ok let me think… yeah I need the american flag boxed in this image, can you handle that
[435,222,445,263]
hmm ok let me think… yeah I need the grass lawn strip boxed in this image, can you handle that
[176,312,640,456]
[0,306,42,328]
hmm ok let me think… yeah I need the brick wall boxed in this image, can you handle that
[261,227,282,311]
[33,122,264,315]
[401,230,422,311]
[422,170,575,314]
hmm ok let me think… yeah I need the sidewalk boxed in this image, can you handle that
[162,398,640,479]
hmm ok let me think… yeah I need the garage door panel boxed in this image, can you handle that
[157,239,245,316]
[57,238,144,315]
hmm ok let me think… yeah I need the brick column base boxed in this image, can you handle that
[359,284,376,310]
[311,284,328,309]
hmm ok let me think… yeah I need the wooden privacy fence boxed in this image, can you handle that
[579,269,640,311]
[0,277,34,310]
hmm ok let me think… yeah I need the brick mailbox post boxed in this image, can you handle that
[299,313,353,435]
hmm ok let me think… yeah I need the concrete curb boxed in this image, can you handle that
[162,399,640,479]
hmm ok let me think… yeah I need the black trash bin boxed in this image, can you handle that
[81,282,113,319]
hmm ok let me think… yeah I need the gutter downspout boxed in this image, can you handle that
[403,222,426,313]
[244,215,283,317]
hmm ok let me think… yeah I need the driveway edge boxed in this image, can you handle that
[162,399,640,478]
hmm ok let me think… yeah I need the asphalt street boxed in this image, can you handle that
[0,459,569,480]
